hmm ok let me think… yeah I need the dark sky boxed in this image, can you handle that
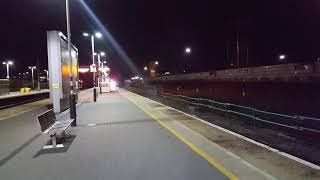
[1,0,320,79]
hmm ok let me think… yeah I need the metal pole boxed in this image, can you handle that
[46,71,49,81]
[98,54,101,86]
[31,68,34,90]
[98,54,101,67]
[236,31,240,67]
[91,35,95,86]
[66,0,77,126]
[37,69,40,91]
[97,54,102,94]
[6,63,9,79]
[91,35,97,102]
[246,47,249,67]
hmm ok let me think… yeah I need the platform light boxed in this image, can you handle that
[279,54,286,61]
[71,51,77,58]
[28,66,36,90]
[95,32,102,38]
[185,47,191,54]
[2,60,14,79]
[83,31,103,88]
[79,68,90,73]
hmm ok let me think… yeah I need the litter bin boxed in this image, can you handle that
[20,88,25,93]
[25,88,31,93]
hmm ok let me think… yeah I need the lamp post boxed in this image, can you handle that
[44,70,49,89]
[96,51,105,67]
[102,61,107,67]
[83,32,102,87]
[28,66,36,90]
[83,32,102,102]
[65,0,77,125]
[44,70,49,81]
[2,61,13,79]
[95,51,105,94]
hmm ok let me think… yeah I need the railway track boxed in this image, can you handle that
[0,92,50,110]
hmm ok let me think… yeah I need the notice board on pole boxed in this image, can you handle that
[47,31,79,113]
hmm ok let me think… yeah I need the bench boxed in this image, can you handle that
[37,109,74,149]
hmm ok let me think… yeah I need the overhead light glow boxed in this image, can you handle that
[78,0,139,75]
[29,66,37,69]
[185,47,191,54]
[79,68,90,73]
[100,52,105,56]
[95,32,102,38]
[279,55,286,60]
[71,51,77,58]
[83,32,89,37]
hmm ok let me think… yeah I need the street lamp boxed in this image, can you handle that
[102,61,107,67]
[185,47,192,54]
[82,31,103,88]
[96,51,105,67]
[28,66,36,90]
[279,54,286,61]
[44,70,49,81]
[155,61,159,65]
[95,32,102,38]
[2,60,13,79]
[65,0,77,125]
[144,66,148,71]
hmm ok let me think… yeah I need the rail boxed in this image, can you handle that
[127,87,320,134]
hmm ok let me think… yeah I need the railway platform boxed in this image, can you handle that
[0,89,49,100]
[0,89,319,180]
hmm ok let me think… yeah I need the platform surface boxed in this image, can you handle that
[0,89,318,180]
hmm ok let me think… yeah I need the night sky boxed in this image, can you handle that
[1,0,320,79]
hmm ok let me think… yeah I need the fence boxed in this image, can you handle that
[127,87,320,135]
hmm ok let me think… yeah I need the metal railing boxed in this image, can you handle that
[127,87,320,134]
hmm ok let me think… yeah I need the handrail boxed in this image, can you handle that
[128,87,320,134]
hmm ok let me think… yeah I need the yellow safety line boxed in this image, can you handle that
[122,91,239,180]
[0,104,47,121]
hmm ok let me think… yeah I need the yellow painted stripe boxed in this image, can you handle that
[0,100,50,121]
[0,106,43,121]
[122,91,239,180]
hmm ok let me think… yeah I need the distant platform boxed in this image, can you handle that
[0,90,50,100]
